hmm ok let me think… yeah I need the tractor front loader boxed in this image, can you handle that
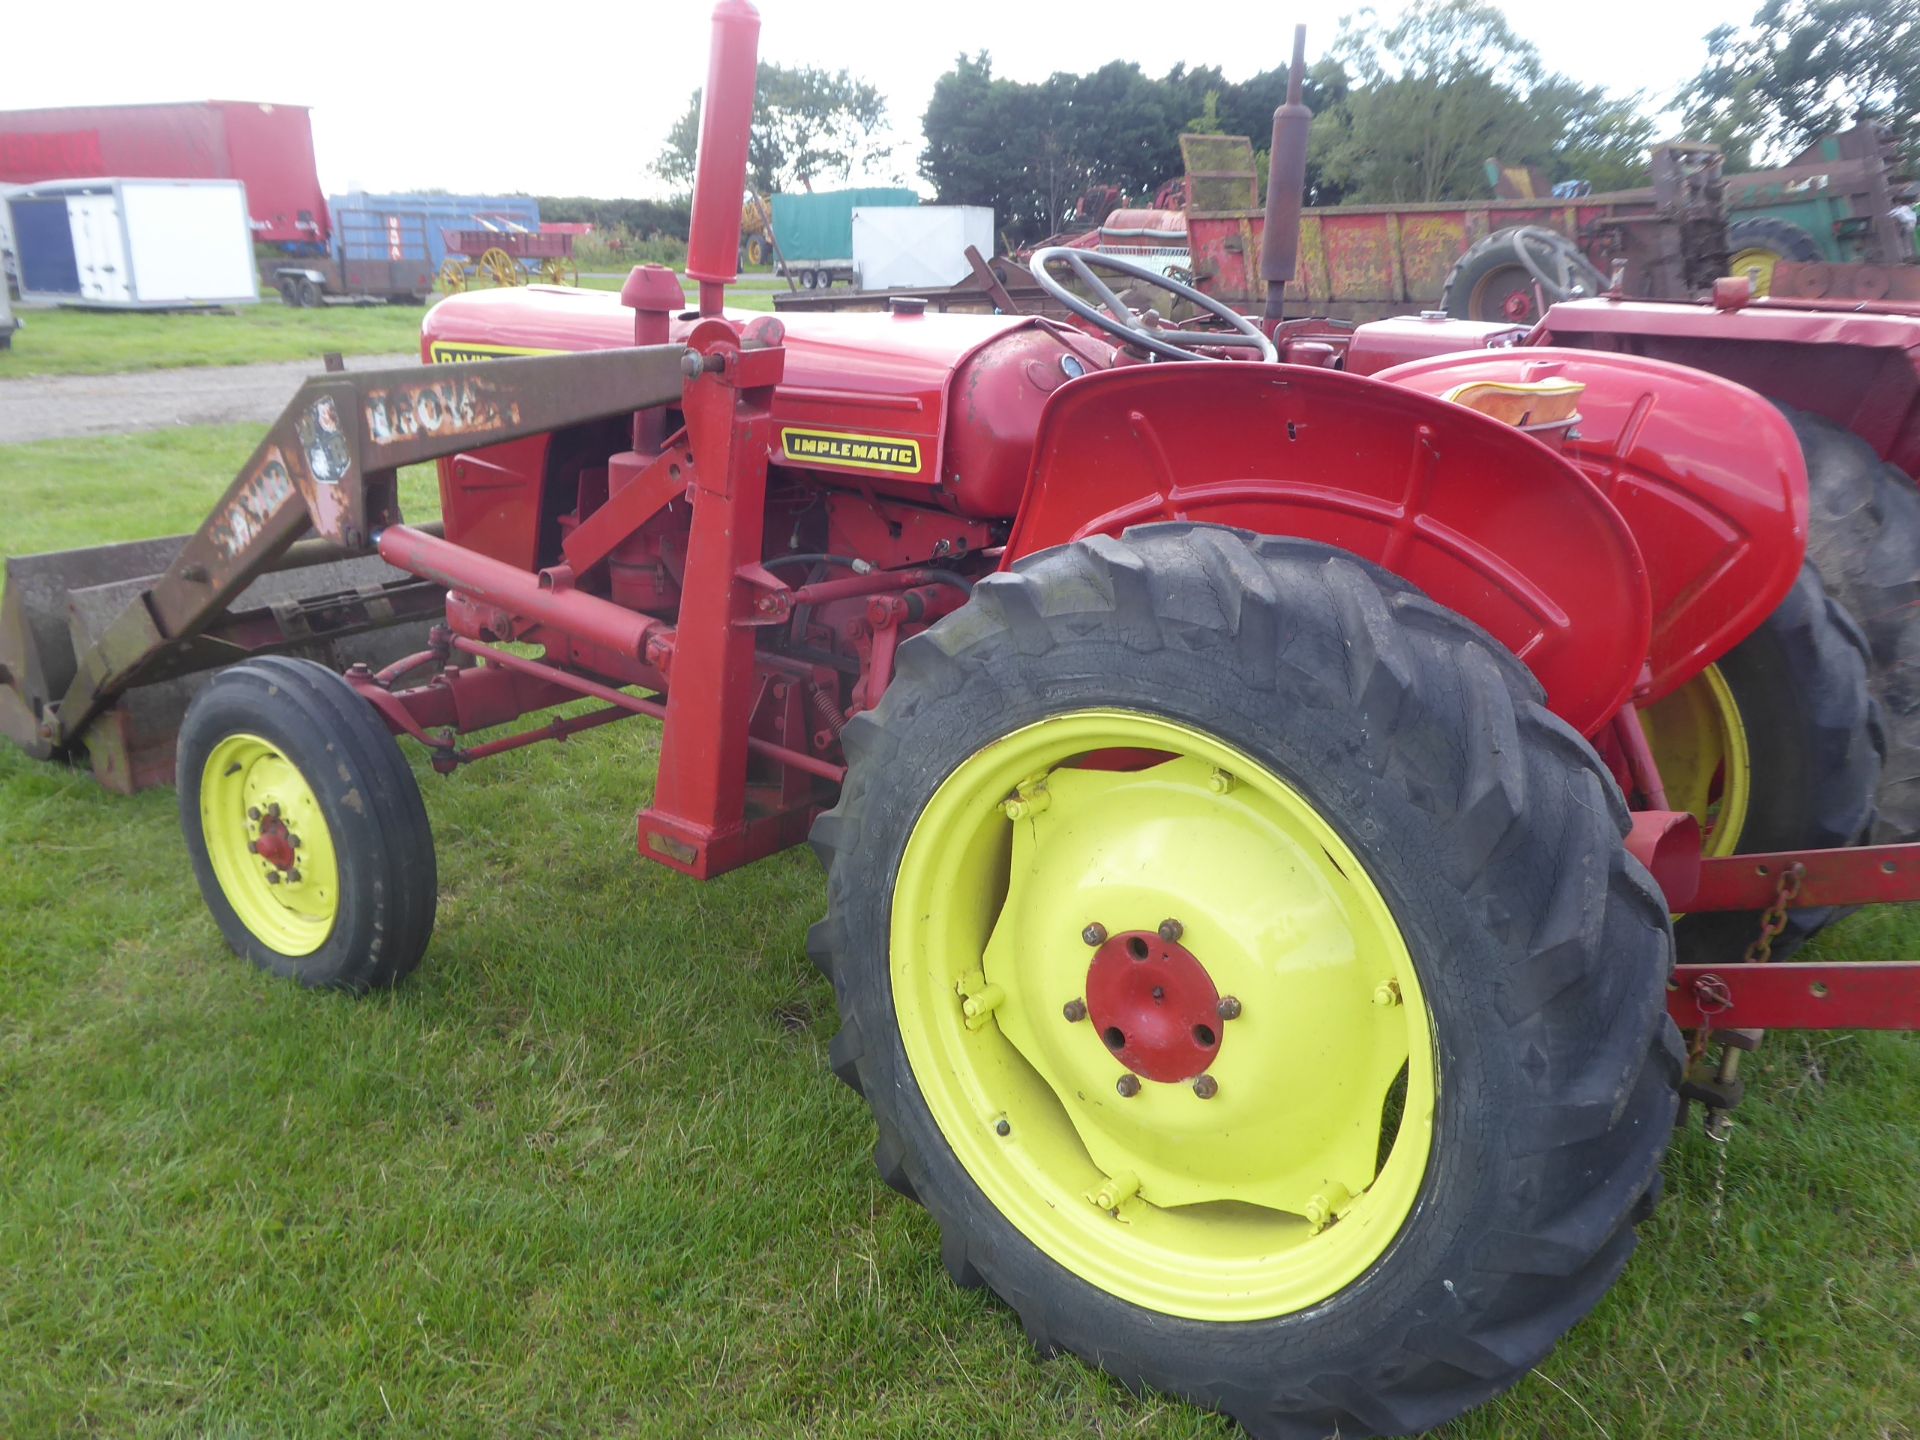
[8,5,1920,1437]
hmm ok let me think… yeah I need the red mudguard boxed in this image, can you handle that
[1375,348,1808,703]
[1004,362,1651,735]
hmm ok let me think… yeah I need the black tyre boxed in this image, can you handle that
[296,277,323,308]
[1644,564,1880,963]
[277,279,299,307]
[810,524,1679,1439]
[1784,405,1920,842]
[800,268,818,290]
[177,656,436,991]
[1441,226,1604,324]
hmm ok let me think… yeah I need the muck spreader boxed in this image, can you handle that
[5,6,1920,1436]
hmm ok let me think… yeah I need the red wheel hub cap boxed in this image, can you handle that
[1084,929,1223,1082]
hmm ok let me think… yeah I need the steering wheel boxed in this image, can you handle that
[1028,247,1278,363]
[1510,227,1597,302]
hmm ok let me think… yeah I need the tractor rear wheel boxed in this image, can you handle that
[1785,405,1920,842]
[1641,563,1880,963]
[810,524,1678,1440]
[1726,217,1822,296]
[177,656,436,992]
[1441,226,1604,323]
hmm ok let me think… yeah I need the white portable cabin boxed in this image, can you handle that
[5,177,258,308]
[850,205,995,290]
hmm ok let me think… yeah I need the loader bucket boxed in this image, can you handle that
[1,342,691,793]
[2,535,440,792]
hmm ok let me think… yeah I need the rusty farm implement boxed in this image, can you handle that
[6,6,1920,1436]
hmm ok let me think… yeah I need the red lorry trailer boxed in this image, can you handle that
[0,100,329,247]
[9,7,1920,1438]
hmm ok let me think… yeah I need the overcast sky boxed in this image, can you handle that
[10,0,1754,200]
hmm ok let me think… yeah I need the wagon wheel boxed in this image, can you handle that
[437,258,469,294]
[540,257,579,287]
[479,247,524,287]
[811,525,1678,1438]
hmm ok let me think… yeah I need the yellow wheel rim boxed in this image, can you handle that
[480,247,522,287]
[200,733,340,956]
[1639,663,1752,858]
[891,710,1435,1322]
[1728,247,1780,297]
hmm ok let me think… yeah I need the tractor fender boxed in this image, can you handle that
[273,266,327,284]
[1003,362,1651,735]
[1374,348,1808,704]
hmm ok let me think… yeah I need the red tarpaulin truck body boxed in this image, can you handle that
[0,100,327,246]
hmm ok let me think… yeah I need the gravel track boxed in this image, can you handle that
[0,353,417,445]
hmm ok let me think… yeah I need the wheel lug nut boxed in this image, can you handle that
[994,1118,1011,1137]
[1062,998,1088,1023]
[266,872,282,885]
[1373,980,1403,1008]
[287,869,302,884]
[1082,923,1107,947]
[247,807,261,821]
[1216,995,1242,1021]
[289,834,301,849]
[1115,1074,1141,1098]
[247,840,259,854]
[1192,1074,1218,1099]
[1158,918,1183,942]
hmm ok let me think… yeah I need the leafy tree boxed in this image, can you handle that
[656,62,889,195]
[1684,0,1919,161]
[1312,2,1651,201]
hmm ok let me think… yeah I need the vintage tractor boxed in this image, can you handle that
[5,6,1920,1437]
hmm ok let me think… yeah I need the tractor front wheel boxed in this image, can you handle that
[810,525,1679,1439]
[178,657,436,991]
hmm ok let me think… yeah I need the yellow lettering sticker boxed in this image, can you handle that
[779,428,922,475]
[426,341,559,364]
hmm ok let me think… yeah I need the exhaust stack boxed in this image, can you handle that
[1259,25,1311,320]
[685,0,763,317]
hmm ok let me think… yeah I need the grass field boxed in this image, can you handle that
[3,426,1919,1438]
[0,278,777,379]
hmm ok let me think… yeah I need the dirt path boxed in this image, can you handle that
[0,353,417,446]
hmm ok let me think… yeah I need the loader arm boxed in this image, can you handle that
[3,346,688,776]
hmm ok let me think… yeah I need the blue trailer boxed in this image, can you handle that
[264,193,541,306]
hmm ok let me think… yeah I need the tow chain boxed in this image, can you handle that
[1741,862,1804,964]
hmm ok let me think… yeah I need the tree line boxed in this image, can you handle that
[645,0,1915,247]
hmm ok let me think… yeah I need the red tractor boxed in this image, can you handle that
[4,7,1918,1437]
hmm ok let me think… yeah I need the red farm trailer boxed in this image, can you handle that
[0,100,329,247]
[7,8,1920,1438]
[1185,120,1918,324]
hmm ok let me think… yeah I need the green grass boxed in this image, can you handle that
[3,427,1919,1437]
[0,302,439,378]
[0,282,782,377]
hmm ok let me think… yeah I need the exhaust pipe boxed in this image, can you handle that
[1260,25,1311,320]
[685,0,763,317]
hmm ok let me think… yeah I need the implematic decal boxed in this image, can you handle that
[427,341,558,364]
[780,428,922,474]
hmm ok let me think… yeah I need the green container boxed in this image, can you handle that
[770,188,918,263]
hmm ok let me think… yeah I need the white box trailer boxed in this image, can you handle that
[6,177,257,309]
[851,205,994,290]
